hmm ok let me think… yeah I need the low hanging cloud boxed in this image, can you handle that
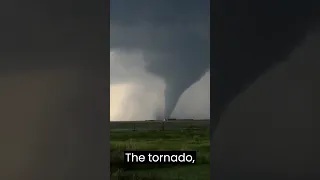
[110,0,210,121]
[110,50,165,121]
[110,50,210,121]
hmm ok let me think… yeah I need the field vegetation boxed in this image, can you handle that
[110,120,210,180]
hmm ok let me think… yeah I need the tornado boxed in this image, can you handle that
[212,0,320,179]
[213,0,320,128]
[111,0,210,119]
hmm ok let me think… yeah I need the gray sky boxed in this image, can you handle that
[0,0,109,179]
[110,0,210,121]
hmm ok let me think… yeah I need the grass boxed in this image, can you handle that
[110,120,210,131]
[110,120,210,180]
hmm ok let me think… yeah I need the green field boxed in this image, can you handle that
[110,120,210,180]
[110,120,210,131]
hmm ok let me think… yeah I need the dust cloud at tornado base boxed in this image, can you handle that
[110,50,210,121]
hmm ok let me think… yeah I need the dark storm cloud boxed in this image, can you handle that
[212,0,320,124]
[111,0,210,119]
[0,0,107,73]
[212,0,320,179]
[110,0,208,25]
[0,0,108,179]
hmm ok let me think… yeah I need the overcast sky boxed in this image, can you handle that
[110,0,210,121]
